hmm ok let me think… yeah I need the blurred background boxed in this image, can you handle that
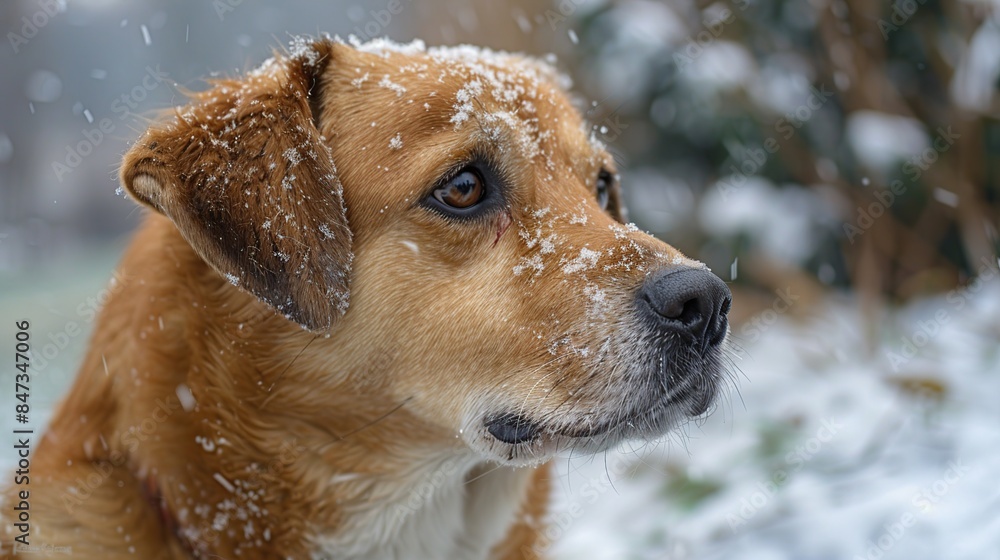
[1,0,998,558]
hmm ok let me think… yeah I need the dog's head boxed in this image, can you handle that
[120,37,731,466]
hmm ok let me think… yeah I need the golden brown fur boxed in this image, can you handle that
[2,37,721,559]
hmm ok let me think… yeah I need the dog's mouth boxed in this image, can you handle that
[556,383,719,439]
[483,372,720,448]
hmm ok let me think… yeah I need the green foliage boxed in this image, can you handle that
[571,0,999,298]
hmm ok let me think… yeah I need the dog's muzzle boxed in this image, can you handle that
[482,265,732,451]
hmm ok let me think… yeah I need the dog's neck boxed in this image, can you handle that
[141,424,531,560]
[310,457,534,560]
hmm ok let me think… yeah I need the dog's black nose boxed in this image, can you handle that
[638,267,732,351]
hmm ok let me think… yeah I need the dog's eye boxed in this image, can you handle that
[433,168,486,209]
[596,169,613,210]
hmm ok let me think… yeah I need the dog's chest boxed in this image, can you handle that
[310,460,532,560]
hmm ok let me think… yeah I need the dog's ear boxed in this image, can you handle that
[120,38,351,331]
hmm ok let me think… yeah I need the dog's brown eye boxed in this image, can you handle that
[434,169,485,209]
[596,169,613,210]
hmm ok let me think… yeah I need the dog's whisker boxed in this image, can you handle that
[514,361,565,427]
[260,333,321,408]
[318,397,412,453]
[463,462,509,486]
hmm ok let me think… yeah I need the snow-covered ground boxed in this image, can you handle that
[551,276,1000,560]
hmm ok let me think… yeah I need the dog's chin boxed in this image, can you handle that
[468,371,721,466]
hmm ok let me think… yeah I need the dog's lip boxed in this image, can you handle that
[484,412,617,444]
[552,385,719,440]
[485,413,541,445]
[554,412,640,440]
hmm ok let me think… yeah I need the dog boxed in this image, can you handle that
[1,36,731,559]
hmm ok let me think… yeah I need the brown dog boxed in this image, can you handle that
[1,37,731,559]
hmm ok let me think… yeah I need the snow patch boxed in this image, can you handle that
[388,133,403,150]
[846,111,929,171]
[283,147,302,167]
[175,384,196,412]
[351,72,370,88]
[318,224,336,239]
[562,247,601,275]
[378,74,407,97]
[513,255,545,277]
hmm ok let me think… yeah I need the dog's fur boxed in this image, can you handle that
[1,37,727,559]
